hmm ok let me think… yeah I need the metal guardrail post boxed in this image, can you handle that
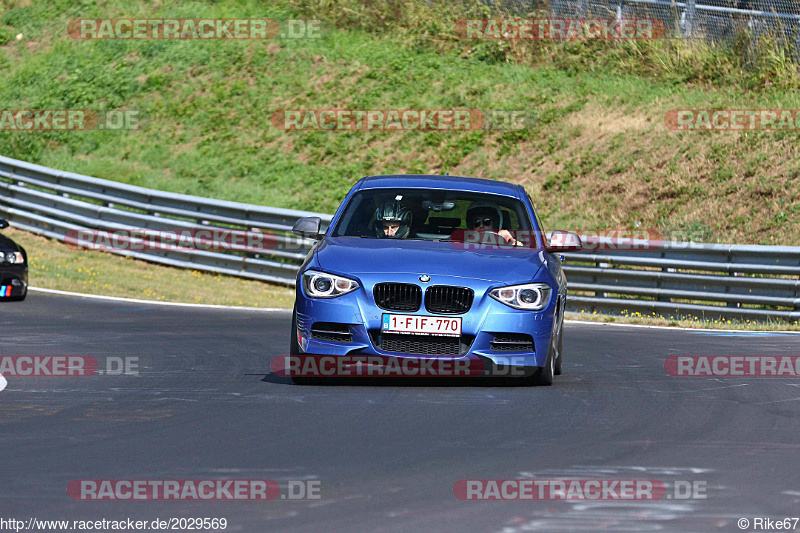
[684,0,697,37]
[658,247,669,302]
[796,250,800,314]
[595,260,608,298]
[727,249,740,308]
[796,280,800,315]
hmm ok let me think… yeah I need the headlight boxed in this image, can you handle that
[302,270,359,298]
[3,251,24,264]
[489,282,552,310]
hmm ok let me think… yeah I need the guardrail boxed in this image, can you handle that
[0,155,331,286]
[562,242,800,322]
[1,155,798,322]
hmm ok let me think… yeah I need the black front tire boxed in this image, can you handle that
[289,307,299,356]
[554,317,563,376]
[521,320,557,386]
[528,338,555,386]
[8,289,26,302]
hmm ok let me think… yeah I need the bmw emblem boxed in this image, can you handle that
[419,274,431,283]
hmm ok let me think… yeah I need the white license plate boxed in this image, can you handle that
[381,314,461,336]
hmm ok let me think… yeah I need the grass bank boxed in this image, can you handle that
[1,0,798,244]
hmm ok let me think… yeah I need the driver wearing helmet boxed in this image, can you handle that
[466,201,521,246]
[375,199,412,239]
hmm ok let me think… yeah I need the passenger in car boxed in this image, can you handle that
[466,201,522,246]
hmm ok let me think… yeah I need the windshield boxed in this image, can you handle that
[332,188,535,244]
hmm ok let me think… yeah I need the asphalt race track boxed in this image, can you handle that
[2,292,800,532]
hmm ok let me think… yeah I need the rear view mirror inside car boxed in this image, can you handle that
[422,200,456,211]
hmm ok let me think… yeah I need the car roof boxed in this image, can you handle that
[358,175,522,197]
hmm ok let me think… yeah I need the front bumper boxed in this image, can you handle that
[0,265,27,299]
[294,274,557,369]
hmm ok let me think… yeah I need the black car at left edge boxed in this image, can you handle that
[0,219,28,301]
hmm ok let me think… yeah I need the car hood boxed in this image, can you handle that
[314,237,545,283]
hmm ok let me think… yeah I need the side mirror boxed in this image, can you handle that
[546,230,582,252]
[0,219,9,229]
[292,216,323,239]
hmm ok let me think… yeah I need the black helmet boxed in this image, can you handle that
[375,200,412,239]
[466,201,503,230]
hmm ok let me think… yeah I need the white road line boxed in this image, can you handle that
[563,318,797,334]
[28,287,292,312]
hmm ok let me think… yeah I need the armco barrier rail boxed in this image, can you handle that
[0,155,330,286]
[562,242,800,322]
[1,155,798,322]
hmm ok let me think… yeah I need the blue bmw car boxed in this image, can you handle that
[289,175,581,385]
